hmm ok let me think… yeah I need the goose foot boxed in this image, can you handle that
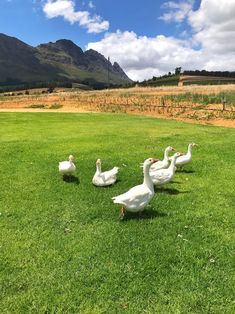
[119,207,126,220]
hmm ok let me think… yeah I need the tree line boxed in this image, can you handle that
[183,70,235,78]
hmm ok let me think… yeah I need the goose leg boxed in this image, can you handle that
[120,207,126,220]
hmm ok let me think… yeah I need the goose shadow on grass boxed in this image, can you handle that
[154,187,190,195]
[169,180,182,184]
[176,169,195,174]
[63,175,80,184]
[122,207,167,221]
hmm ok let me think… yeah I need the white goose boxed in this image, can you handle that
[150,146,175,171]
[112,158,158,218]
[169,143,198,168]
[59,155,76,177]
[150,152,183,186]
[92,159,119,187]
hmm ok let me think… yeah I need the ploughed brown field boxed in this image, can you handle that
[0,84,234,128]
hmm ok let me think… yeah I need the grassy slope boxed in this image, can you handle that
[0,113,234,313]
[0,62,57,84]
[143,75,180,87]
[165,90,235,106]
[39,61,127,86]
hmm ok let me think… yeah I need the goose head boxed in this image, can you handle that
[96,158,102,172]
[140,157,159,168]
[189,143,198,148]
[188,143,198,153]
[170,152,184,166]
[166,146,175,153]
[69,155,75,162]
[96,158,101,165]
[174,152,184,159]
[143,158,159,169]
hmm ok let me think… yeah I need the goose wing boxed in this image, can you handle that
[150,169,171,182]
[112,184,148,204]
[175,154,189,165]
[102,167,119,180]
[150,160,164,171]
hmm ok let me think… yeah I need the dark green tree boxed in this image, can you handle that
[175,67,182,75]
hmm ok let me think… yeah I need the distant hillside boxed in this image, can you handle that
[139,75,180,87]
[183,70,235,78]
[139,70,235,87]
[0,33,132,88]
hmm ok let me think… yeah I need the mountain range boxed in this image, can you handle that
[0,33,132,88]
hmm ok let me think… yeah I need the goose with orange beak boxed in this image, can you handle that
[59,155,76,177]
[150,146,175,171]
[112,158,158,219]
[92,159,119,187]
[150,152,183,186]
[169,143,198,169]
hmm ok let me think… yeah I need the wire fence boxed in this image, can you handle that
[77,96,235,112]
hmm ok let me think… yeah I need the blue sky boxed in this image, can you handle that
[0,0,200,47]
[0,0,234,80]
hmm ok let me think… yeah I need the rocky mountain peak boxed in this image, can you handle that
[55,39,84,55]
[0,33,132,87]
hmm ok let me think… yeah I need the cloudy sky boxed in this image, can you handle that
[0,0,235,81]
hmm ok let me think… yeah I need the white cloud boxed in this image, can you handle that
[189,0,235,54]
[87,31,203,81]
[159,0,194,23]
[87,0,235,81]
[43,0,109,33]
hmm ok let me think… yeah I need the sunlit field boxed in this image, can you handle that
[1,84,235,124]
[0,112,234,313]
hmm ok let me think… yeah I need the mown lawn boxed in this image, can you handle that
[0,113,234,314]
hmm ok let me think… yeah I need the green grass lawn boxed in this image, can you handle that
[0,113,234,313]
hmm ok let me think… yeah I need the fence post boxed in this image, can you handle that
[221,96,226,111]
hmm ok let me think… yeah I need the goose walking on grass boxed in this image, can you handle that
[150,152,183,186]
[169,143,198,169]
[150,146,175,171]
[59,155,76,178]
[112,158,158,219]
[92,159,119,187]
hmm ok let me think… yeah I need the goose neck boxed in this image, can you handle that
[96,164,101,173]
[187,145,193,155]
[169,156,177,171]
[143,164,154,190]
[163,149,169,161]
[69,157,74,163]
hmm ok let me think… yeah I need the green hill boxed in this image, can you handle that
[140,75,180,87]
[0,33,132,88]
